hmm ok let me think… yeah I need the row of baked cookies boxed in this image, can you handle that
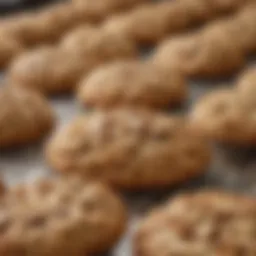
[0,176,255,255]
[0,86,211,189]
[0,0,147,67]
[5,2,256,101]
[151,2,256,78]
[0,0,252,68]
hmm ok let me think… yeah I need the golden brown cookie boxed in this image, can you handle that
[135,191,256,256]
[152,26,245,78]
[8,46,91,95]
[0,177,126,255]
[0,87,55,148]
[46,109,211,189]
[77,61,187,109]
[190,87,256,145]
[60,26,138,61]
[103,1,189,45]
[8,28,137,95]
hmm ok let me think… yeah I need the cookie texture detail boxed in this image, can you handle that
[135,191,256,256]
[0,177,126,255]
[46,109,210,189]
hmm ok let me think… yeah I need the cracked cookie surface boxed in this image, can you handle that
[135,191,256,256]
[46,109,210,189]
[77,61,187,109]
[0,177,126,255]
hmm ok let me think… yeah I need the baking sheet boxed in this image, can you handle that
[0,2,256,256]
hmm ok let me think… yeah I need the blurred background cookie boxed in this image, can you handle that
[7,28,138,95]
[77,61,188,109]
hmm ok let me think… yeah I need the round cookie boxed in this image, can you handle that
[77,61,187,109]
[0,87,55,148]
[60,26,138,61]
[46,109,211,189]
[0,177,126,255]
[152,27,245,78]
[135,191,256,256]
[190,88,256,145]
[8,46,91,95]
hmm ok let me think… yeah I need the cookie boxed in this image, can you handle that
[77,61,187,109]
[60,25,138,61]
[8,28,137,95]
[0,177,126,255]
[0,87,55,148]
[152,26,245,78]
[135,191,256,256]
[190,87,256,145]
[8,46,90,95]
[103,1,189,45]
[46,109,210,189]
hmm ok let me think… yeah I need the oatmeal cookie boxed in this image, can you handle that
[46,109,210,189]
[135,190,256,256]
[77,61,187,109]
[190,87,256,145]
[103,1,190,45]
[152,27,245,78]
[0,87,55,148]
[0,177,126,255]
